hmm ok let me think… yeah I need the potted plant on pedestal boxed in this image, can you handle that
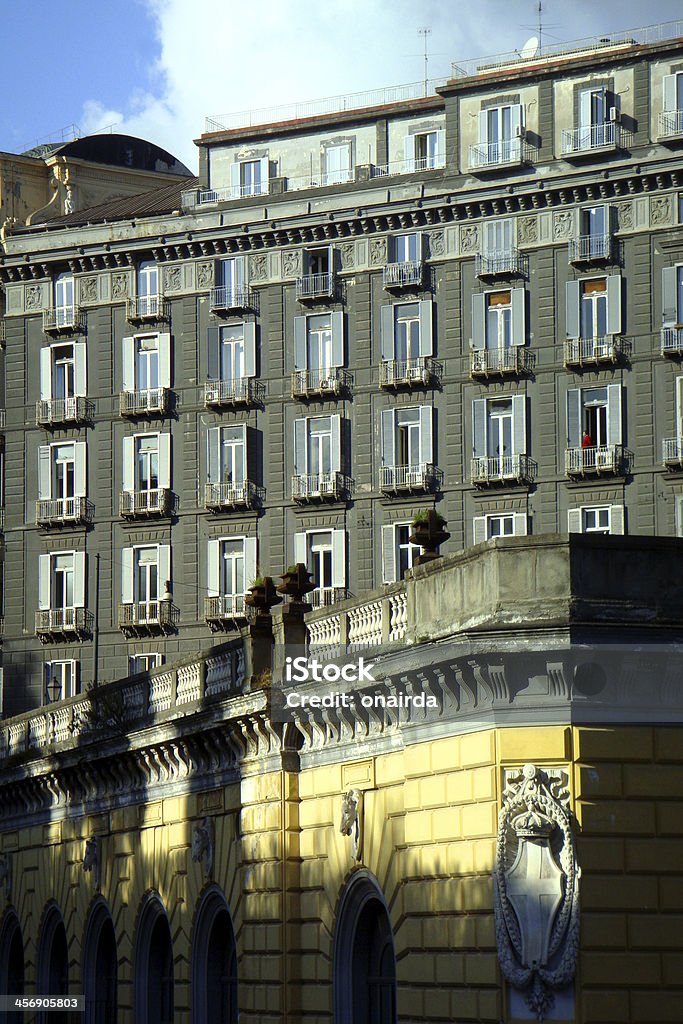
[409,510,450,565]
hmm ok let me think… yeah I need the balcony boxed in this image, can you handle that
[471,455,536,486]
[565,445,624,477]
[296,273,336,302]
[292,472,352,503]
[468,138,529,171]
[36,497,94,527]
[204,480,263,511]
[475,249,527,278]
[181,182,268,209]
[661,327,683,357]
[209,285,256,313]
[663,438,683,468]
[118,600,178,637]
[568,234,613,264]
[310,587,349,609]
[35,607,93,643]
[564,336,630,368]
[561,122,621,157]
[36,396,93,427]
[126,295,169,323]
[204,377,265,408]
[42,306,85,334]
[291,367,352,399]
[119,388,170,418]
[379,357,442,389]
[658,110,683,141]
[383,261,423,291]
[470,347,534,378]
[380,463,442,494]
[205,594,247,631]
[120,488,173,518]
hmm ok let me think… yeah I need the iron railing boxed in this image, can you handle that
[469,138,528,169]
[119,388,169,416]
[42,306,85,333]
[470,347,533,377]
[209,285,255,312]
[565,445,623,475]
[379,357,442,388]
[35,607,92,638]
[291,367,352,397]
[182,182,269,208]
[36,497,93,526]
[205,595,247,624]
[663,437,683,466]
[661,326,683,356]
[292,472,351,502]
[471,454,536,484]
[126,295,167,321]
[118,601,178,632]
[119,488,172,517]
[658,109,683,139]
[36,396,93,426]
[310,587,349,609]
[383,261,423,289]
[561,122,620,155]
[475,248,527,277]
[296,273,336,301]
[564,336,630,366]
[204,481,262,510]
[568,233,613,262]
[380,463,441,492]
[205,378,264,406]
[370,153,446,178]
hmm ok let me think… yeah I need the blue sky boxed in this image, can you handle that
[2,0,683,172]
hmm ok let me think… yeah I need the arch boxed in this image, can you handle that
[83,898,117,1024]
[134,892,174,1024]
[333,870,397,1024]
[37,903,69,1024]
[0,909,24,1024]
[191,885,239,1024]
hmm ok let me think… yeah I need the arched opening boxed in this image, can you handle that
[0,911,24,1024]
[37,904,69,1024]
[134,894,173,1024]
[333,871,397,1024]
[192,886,238,1024]
[83,900,117,1024]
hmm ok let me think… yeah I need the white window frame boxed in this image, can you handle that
[323,143,352,185]
[129,653,163,675]
[293,414,342,477]
[568,505,624,535]
[294,528,346,596]
[473,512,527,544]
[207,425,247,485]
[38,550,86,612]
[206,536,258,602]
[122,331,171,393]
[381,522,421,583]
[40,341,87,402]
[44,660,78,703]
[137,260,159,299]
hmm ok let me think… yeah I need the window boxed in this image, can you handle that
[380,300,433,372]
[206,536,257,616]
[473,512,527,544]
[122,433,170,496]
[39,342,87,409]
[229,157,269,198]
[54,272,74,328]
[294,529,346,606]
[566,385,622,449]
[121,545,171,613]
[568,505,624,535]
[122,332,171,398]
[577,86,616,149]
[404,128,445,172]
[392,233,419,264]
[566,276,621,340]
[129,653,163,674]
[37,441,86,520]
[662,266,683,326]
[136,547,159,606]
[475,103,524,165]
[134,896,174,1024]
[323,143,352,185]
[662,72,683,136]
[215,256,247,306]
[578,206,609,260]
[304,247,332,277]
[380,406,434,489]
[136,261,160,316]
[293,312,344,386]
[44,660,78,702]
[471,395,527,473]
[472,288,525,351]
[381,523,421,583]
[38,552,86,612]
[207,425,246,485]
[206,321,257,401]
[191,890,238,1024]
[293,415,341,484]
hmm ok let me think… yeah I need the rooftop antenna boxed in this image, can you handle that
[418,26,432,96]
[538,0,543,54]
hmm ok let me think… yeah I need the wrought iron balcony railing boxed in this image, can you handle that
[118,600,178,635]
[296,273,336,301]
[204,377,265,407]
[468,137,528,170]
[310,587,349,609]
[470,347,533,378]
[565,445,624,476]
[36,497,94,526]
[380,463,442,493]
[568,233,613,263]
[564,336,630,367]
[663,438,683,467]
[205,594,247,629]
[475,248,527,277]
[35,607,93,641]
[291,367,352,398]
[561,122,620,156]
[119,388,170,417]
[382,261,423,290]
[36,396,93,426]
[658,109,683,140]
[292,472,352,502]
[471,454,536,485]
[661,326,683,356]
[209,285,256,313]
[119,488,172,517]
[379,357,442,388]
[42,306,85,333]
[126,295,168,322]
[181,182,269,208]
[204,480,263,511]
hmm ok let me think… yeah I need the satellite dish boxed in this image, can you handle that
[520,35,540,60]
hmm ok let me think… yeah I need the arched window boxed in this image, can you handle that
[134,894,173,1024]
[333,872,397,1024]
[83,900,117,1024]
[192,886,238,1024]
[0,910,24,1024]
[37,904,68,1024]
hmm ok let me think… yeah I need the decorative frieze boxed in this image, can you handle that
[650,193,674,227]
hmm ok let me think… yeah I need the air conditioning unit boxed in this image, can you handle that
[608,106,620,123]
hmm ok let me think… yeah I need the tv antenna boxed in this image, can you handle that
[538,0,543,53]
[418,26,432,96]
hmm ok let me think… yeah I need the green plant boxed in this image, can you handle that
[286,565,298,574]
[411,509,446,527]
[250,575,266,588]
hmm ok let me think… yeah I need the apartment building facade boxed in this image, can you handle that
[3,24,683,712]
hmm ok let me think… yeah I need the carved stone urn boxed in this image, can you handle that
[277,563,315,604]
[409,510,450,565]
[244,576,282,616]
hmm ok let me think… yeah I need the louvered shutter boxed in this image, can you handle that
[294,533,307,567]
[381,305,394,361]
[40,347,52,401]
[294,316,307,371]
[331,311,344,367]
[663,74,677,113]
[434,129,445,165]
[331,530,346,589]
[566,389,582,448]
[74,443,86,498]
[381,409,395,466]
[478,109,488,145]
[244,322,256,377]
[610,505,625,535]
[472,293,486,350]
[419,300,433,356]
[73,552,86,608]
[512,395,527,455]
[404,134,416,174]
[158,433,171,489]
[473,517,487,545]
[579,89,592,128]
[294,418,307,476]
[207,326,220,380]
[158,545,171,594]
[606,276,622,335]
[607,384,622,445]
[330,416,341,473]
[207,427,220,484]
[381,525,396,583]
[511,288,526,346]
[158,333,171,388]
[472,399,487,457]
[230,163,240,199]
[566,281,581,339]
[259,157,270,194]
[38,554,51,609]
[513,512,527,536]
[122,436,134,492]
[662,267,678,326]
[244,537,258,590]
[121,548,134,604]
[567,509,582,533]
[38,446,51,500]
[207,539,220,597]
[677,376,683,437]
[419,406,433,465]
[74,343,87,396]
[122,336,135,391]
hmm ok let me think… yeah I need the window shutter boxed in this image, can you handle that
[662,267,678,326]
[158,433,171,489]
[74,443,86,498]
[331,530,346,589]
[207,326,220,380]
[606,276,622,335]
[122,436,134,492]
[512,394,527,455]
[472,293,486,350]
[294,316,307,371]
[472,398,487,457]
[122,336,135,391]
[610,505,625,535]
[566,389,582,447]
[418,300,433,356]
[677,376,683,437]
[473,516,487,545]
[511,103,523,141]
[158,545,171,593]
[511,288,526,346]
[236,425,247,480]
[381,409,395,466]
[478,109,488,144]
[663,74,677,112]
[294,532,307,567]
[38,554,51,610]
[74,343,87,397]
[244,537,258,590]
[566,281,581,338]
[207,427,220,484]
[38,445,51,500]
[73,552,86,608]
[294,418,307,476]
[121,548,134,604]
[230,163,240,199]
[513,512,527,536]
[331,311,344,367]
[207,539,220,597]
[330,415,341,473]
[579,89,592,128]
[244,322,257,377]
[381,525,397,583]
[158,333,172,388]
[40,347,52,401]
[380,305,394,361]
[419,406,433,465]
[434,128,445,164]
[404,134,416,173]
[259,156,270,194]
[607,384,622,445]
[567,508,582,533]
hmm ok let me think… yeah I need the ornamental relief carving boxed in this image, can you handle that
[164,265,182,293]
[459,224,479,253]
[25,285,41,311]
[339,242,355,269]
[616,201,634,231]
[80,277,98,304]
[552,212,573,240]
[282,249,302,278]
[249,254,268,281]
[369,237,387,266]
[518,216,538,245]
[196,262,213,290]
[650,194,673,227]
[112,273,128,299]
[429,230,445,257]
